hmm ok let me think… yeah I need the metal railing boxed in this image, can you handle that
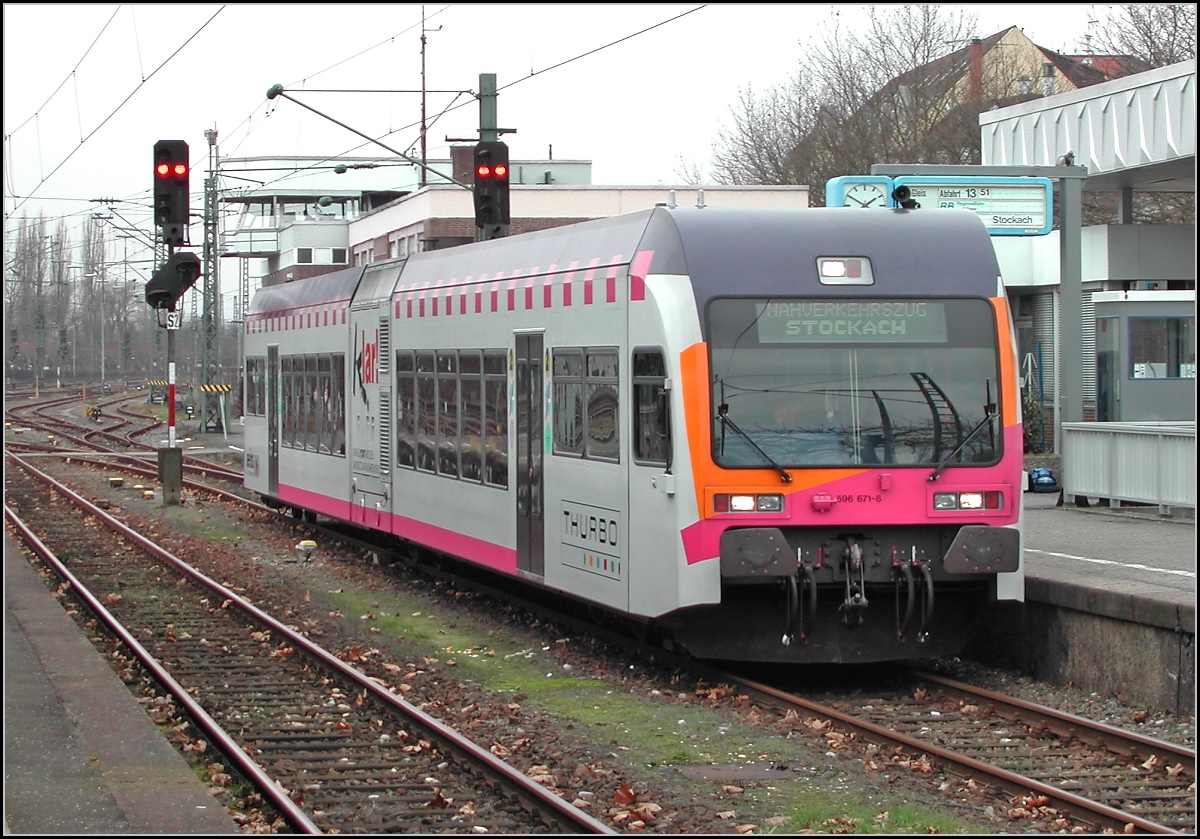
[1061,422,1196,515]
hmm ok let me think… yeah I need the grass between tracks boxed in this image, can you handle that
[323,586,982,834]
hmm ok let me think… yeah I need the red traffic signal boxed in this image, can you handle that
[153,140,190,245]
[472,141,510,233]
[156,161,188,178]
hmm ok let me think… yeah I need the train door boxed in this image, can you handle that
[515,332,544,578]
[626,346,681,617]
[348,306,392,530]
[267,344,280,497]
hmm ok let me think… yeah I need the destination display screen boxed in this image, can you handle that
[754,300,949,344]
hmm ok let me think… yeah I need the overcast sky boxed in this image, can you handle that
[4,3,1111,254]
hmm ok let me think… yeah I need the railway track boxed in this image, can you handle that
[5,452,612,834]
[8,386,1194,833]
[698,665,1196,834]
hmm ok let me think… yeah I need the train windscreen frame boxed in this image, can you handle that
[707,296,1002,469]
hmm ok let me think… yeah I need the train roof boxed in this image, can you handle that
[252,208,1002,313]
[247,264,365,315]
[657,207,1002,300]
[387,207,1000,302]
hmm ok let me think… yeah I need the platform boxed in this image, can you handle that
[3,530,241,834]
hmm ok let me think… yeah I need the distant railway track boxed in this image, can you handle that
[4,451,612,835]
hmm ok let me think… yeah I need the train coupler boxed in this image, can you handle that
[839,539,869,628]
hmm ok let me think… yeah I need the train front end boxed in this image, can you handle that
[657,208,1024,664]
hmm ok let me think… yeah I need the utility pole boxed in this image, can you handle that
[200,128,221,431]
[420,8,427,187]
[478,73,498,143]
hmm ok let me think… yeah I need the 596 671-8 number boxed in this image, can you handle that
[836,494,883,503]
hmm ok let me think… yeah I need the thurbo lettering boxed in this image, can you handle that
[563,510,619,547]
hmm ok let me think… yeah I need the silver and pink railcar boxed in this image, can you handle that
[243,206,1024,663]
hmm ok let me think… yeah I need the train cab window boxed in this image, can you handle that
[632,350,670,466]
[707,298,1002,469]
[395,351,416,468]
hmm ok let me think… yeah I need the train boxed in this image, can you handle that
[242,206,1024,664]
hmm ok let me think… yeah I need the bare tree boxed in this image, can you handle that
[1090,4,1196,68]
[671,154,707,186]
[709,5,980,200]
[5,215,48,382]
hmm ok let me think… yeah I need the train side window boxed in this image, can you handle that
[281,356,294,448]
[395,351,415,468]
[586,349,620,462]
[460,351,483,482]
[484,350,508,488]
[244,357,259,417]
[254,356,265,416]
[318,355,332,454]
[291,357,305,449]
[437,351,460,478]
[309,355,324,453]
[415,351,436,472]
[331,353,346,456]
[553,349,585,457]
[632,349,669,466]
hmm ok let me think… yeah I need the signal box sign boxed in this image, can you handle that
[891,176,1052,236]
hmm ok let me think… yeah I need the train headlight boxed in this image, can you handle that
[714,494,785,513]
[933,493,959,510]
[933,491,1004,511]
[730,495,756,511]
[958,492,984,510]
[756,494,784,512]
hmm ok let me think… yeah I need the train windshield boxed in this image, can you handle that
[707,297,1002,469]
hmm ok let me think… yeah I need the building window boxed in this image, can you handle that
[1129,317,1196,379]
[332,248,347,264]
[297,248,313,264]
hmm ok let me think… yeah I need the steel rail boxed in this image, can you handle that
[691,662,1185,834]
[5,451,614,835]
[4,497,322,833]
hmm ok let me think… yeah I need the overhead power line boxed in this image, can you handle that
[5,5,227,220]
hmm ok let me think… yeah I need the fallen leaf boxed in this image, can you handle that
[614,784,637,806]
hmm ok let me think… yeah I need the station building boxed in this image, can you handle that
[983,59,1195,430]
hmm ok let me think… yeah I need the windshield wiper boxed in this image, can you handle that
[716,403,793,483]
[928,407,996,482]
